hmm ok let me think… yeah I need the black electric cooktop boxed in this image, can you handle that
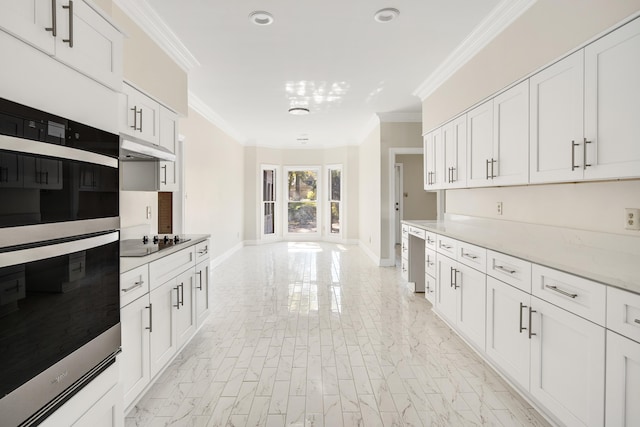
[120,235,191,257]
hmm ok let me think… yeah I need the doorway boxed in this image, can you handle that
[394,163,403,245]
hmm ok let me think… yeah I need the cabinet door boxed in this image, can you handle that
[529,51,584,184]
[0,0,55,55]
[424,129,441,189]
[456,263,486,350]
[530,296,605,427]
[584,18,640,180]
[176,269,196,349]
[466,100,494,187]
[492,80,529,186]
[122,84,160,143]
[442,115,467,189]
[435,255,457,322]
[71,384,124,427]
[605,330,640,427]
[486,277,530,389]
[195,259,211,327]
[53,0,122,90]
[0,152,23,188]
[159,106,178,191]
[120,295,151,409]
[149,278,178,377]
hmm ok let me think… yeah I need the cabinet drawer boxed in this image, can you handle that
[487,250,531,293]
[436,235,457,258]
[425,248,436,278]
[607,286,640,343]
[407,226,425,239]
[401,238,408,261]
[424,231,437,249]
[532,264,606,325]
[456,241,486,273]
[149,247,195,291]
[120,264,149,308]
[195,240,210,262]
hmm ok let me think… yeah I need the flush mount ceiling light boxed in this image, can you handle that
[249,11,274,26]
[374,8,400,23]
[288,107,310,115]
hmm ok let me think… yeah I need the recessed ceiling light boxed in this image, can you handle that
[249,11,274,26]
[374,8,400,23]
[288,107,310,115]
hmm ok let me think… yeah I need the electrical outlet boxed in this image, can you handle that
[497,202,503,215]
[625,208,640,230]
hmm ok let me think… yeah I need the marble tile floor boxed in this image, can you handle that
[125,242,551,427]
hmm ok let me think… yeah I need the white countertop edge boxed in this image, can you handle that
[402,216,640,295]
[120,234,210,273]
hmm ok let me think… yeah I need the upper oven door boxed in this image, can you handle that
[0,135,119,247]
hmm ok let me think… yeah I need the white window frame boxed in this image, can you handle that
[283,166,322,241]
[326,164,343,241]
[260,164,280,241]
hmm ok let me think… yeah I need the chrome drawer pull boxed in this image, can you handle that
[440,243,452,250]
[145,304,153,332]
[62,1,73,47]
[461,252,478,260]
[528,307,537,339]
[122,280,144,293]
[494,265,516,274]
[545,285,578,299]
[633,319,640,325]
[426,237,433,244]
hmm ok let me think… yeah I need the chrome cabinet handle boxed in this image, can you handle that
[196,271,203,290]
[45,0,57,36]
[450,267,459,289]
[122,280,144,293]
[440,243,452,250]
[634,319,640,325]
[161,165,167,184]
[139,109,143,132]
[490,158,496,178]
[545,285,578,299]
[519,303,527,333]
[461,252,478,260]
[485,159,490,180]
[130,106,138,130]
[180,283,185,307]
[528,307,537,339]
[426,237,433,244]
[62,1,73,47]
[583,138,591,168]
[494,265,516,274]
[145,304,153,332]
[571,140,580,171]
[174,286,180,309]
[198,247,208,255]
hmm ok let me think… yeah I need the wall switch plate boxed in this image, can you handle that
[625,208,640,230]
[146,206,152,219]
[497,202,503,215]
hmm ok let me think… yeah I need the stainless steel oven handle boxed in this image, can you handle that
[0,231,118,268]
[0,135,117,168]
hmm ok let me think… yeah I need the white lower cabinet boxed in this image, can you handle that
[529,296,605,427]
[120,294,151,408]
[486,277,531,389]
[195,258,211,327]
[605,331,640,427]
[71,383,124,427]
[149,277,178,378]
[435,254,486,350]
[176,269,196,349]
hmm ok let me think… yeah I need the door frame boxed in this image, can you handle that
[394,163,404,245]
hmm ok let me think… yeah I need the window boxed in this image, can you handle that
[262,166,277,236]
[328,166,342,235]
[287,169,318,234]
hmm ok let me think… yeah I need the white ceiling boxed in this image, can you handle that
[141,0,504,148]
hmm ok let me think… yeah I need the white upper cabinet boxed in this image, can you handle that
[122,83,160,144]
[491,80,529,186]
[0,0,122,90]
[0,0,55,54]
[441,115,467,189]
[584,17,640,180]
[424,129,441,189]
[159,106,179,191]
[467,100,494,187]
[529,51,585,183]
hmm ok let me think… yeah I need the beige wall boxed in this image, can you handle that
[111,4,188,115]
[359,125,382,259]
[119,191,158,233]
[180,108,245,259]
[396,155,437,220]
[423,0,640,130]
[423,0,640,235]
[380,122,424,261]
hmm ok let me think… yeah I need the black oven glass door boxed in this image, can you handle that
[0,231,119,400]
[0,137,118,229]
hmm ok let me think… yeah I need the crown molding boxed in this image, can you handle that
[188,91,247,144]
[413,0,537,101]
[378,112,422,123]
[112,0,200,72]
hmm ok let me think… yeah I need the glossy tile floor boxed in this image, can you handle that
[126,242,551,427]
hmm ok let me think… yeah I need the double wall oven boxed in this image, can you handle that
[0,98,120,426]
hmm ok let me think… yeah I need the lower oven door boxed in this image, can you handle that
[0,230,120,426]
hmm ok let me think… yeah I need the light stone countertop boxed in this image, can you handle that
[120,234,210,274]
[402,215,640,295]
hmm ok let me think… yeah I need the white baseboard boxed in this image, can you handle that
[379,257,395,267]
[210,241,244,268]
[358,240,381,266]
